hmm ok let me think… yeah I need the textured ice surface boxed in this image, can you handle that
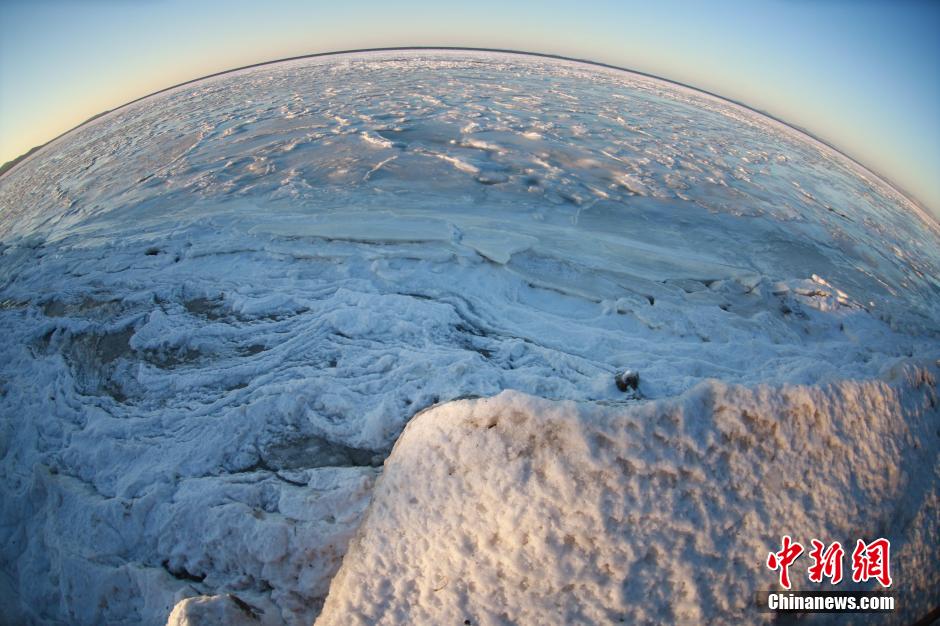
[317,370,940,625]
[0,50,938,625]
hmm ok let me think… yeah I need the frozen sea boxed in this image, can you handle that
[0,50,938,625]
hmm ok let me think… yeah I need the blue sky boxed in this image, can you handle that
[1,0,938,216]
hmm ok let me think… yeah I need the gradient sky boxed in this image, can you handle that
[1,0,938,216]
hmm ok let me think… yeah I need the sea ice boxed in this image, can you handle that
[0,50,936,625]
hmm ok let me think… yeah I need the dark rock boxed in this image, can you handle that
[615,370,639,393]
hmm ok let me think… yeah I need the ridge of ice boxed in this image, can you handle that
[317,367,940,625]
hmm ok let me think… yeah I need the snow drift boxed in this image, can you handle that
[317,367,939,625]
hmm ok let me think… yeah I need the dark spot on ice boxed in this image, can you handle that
[95,327,135,364]
[473,347,493,359]
[105,385,128,404]
[28,333,49,357]
[780,303,792,315]
[184,296,224,320]
[143,346,203,369]
[229,594,262,620]
[42,299,67,317]
[241,344,266,356]
[646,296,655,306]
[615,370,640,393]
[144,247,161,256]
[400,292,432,301]
[455,322,487,338]
[161,559,206,583]
[259,435,384,470]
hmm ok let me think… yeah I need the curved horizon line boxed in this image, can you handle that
[0,45,931,220]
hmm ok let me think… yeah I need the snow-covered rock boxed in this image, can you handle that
[317,367,939,625]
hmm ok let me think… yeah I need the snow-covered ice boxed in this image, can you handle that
[317,371,939,624]
[0,50,937,624]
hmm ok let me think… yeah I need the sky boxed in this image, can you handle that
[1,0,938,217]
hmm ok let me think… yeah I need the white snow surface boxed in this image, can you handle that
[317,372,940,625]
[0,50,937,624]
